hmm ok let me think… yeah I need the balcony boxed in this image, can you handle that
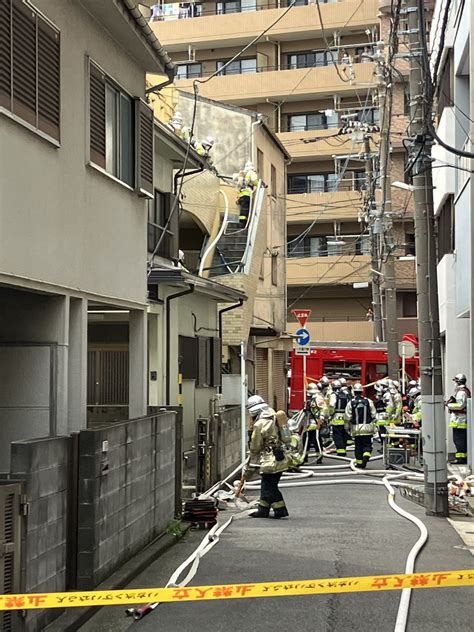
[287,190,363,223]
[150,1,379,51]
[287,255,371,286]
[278,128,379,162]
[175,62,376,106]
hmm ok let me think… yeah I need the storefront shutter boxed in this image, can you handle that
[255,348,269,403]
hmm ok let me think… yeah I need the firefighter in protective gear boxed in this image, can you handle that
[330,380,352,456]
[407,386,422,427]
[374,379,389,439]
[194,136,214,158]
[303,393,322,464]
[244,161,259,188]
[345,383,377,468]
[447,373,471,464]
[237,186,252,227]
[244,396,289,518]
[385,380,402,426]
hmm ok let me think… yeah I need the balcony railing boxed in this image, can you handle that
[175,56,376,80]
[148,0,340,22]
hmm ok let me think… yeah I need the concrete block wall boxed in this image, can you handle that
[218,406,242,478]
[10,437,70,632]
[76,411,177,589]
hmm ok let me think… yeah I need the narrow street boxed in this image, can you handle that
[80,456,474,632]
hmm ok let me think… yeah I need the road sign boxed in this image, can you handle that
[295,346,311,356]
[398,340,416,358]
[295,327,311,346]
[292,309,312,328]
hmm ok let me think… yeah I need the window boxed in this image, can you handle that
[437,196,455,261]
[0,0,60,141]
[288,50,334,70]
[89,60,154,196]
[271,164,277,197]
[148,190,179,260]
[216,58,257,75]
[271,254,278,286]
[355,46,374,62]
[402,293,417,318]
[405,232,416,256]
[216,0,257,13]
[176,63,202,79]
[288,173,339,194]
[288,111,339,132]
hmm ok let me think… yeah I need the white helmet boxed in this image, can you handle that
[332,379,341,390]
[171,111,183,123]
[202,136,214,148]
[408,386,420,398]
[339,377,347,386]
[244,160,254,172]
[453,373,467,385]
[353,383,364,394]
[247,394,267,415]
[307,383,319,393]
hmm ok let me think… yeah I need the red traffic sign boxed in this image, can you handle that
[292,309,312,328]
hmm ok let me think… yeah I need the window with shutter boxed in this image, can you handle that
[0,1,12,110]
[89,61,153,194]
[89,63,106,168]
[148,191,179,260]
[136,99,154,198]
[1,0,60,142]
[179,336,198,379]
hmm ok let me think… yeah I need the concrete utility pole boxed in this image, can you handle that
[407,0,448,515]
[364,136,384,342]
[378,67,399,378]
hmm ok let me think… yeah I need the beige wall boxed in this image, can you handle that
[1,0,148,305]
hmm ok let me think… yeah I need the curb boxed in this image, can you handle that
[44,524,191,632]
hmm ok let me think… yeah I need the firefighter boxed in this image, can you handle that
[193,136,214,158]
[244,160,259,188]
[330,380,351,456]
[244,396,289,518]
[446,373,471,464]
[386,379,402,426]
[374,379,389,440]
[237,185,252,227]
[303,390,322,464]
[345,383,377,468]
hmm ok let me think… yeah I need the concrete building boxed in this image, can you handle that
[150,0,417,347]
[0,0,178,469]
[430,0,473,461]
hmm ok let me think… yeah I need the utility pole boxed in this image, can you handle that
[407,0,448,515]
[364,136,384,342]
[377,61,399,378]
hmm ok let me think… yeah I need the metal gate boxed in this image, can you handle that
[0,483,22,632]
[87,349,129,405]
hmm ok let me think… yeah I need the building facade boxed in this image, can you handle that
[150,0,417,348]
[430,0,473,461]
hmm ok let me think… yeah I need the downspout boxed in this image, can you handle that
[217,300,244,394]
[174,166,205,196]
[166,285,195,404]
[251,116,263,165]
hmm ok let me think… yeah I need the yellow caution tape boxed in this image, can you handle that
[1,569,473,610]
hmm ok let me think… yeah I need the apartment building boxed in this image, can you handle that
[430,0,473,462]
[150,0,417,344]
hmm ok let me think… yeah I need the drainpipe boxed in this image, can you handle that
[173,166,205,196]
[166,285,195,404]
[218,300,244,395]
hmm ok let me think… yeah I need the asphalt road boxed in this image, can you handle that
[80,457,474,632]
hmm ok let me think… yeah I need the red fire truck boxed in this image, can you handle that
[289,338,419,412]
